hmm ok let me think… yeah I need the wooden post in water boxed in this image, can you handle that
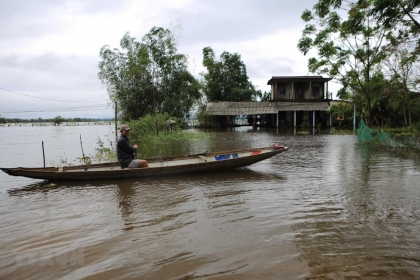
[80,134,87,164]
[115,102,118,142]
[42,141,46,168]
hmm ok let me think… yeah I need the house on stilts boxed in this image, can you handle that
[204,76,342,128]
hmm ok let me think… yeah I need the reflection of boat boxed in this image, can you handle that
[1,145,288,181]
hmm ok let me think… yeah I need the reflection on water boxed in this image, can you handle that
[1,126,420,279]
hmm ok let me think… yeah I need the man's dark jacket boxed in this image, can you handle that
[117,135,137,168]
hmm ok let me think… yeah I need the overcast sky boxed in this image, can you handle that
[0,0,341,119]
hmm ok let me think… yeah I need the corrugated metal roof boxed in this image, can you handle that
[205,101,331,116]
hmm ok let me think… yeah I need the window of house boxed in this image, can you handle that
[277,82,286,97]
[312,83,320,97]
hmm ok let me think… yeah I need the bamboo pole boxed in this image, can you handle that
[80,134,87,164]
[115,102,118,142]
[42,141,45,168]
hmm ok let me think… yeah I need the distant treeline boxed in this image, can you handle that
[0,117,112,124]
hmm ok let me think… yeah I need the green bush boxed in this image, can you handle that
[52,115,65,126]
[328,103,353,121]
[127,113,213,158]
[300,115,311,129]
[129,112,180,141]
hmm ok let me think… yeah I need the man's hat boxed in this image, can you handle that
[120,124,131,131]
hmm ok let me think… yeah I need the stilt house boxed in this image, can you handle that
[204,76,340,128]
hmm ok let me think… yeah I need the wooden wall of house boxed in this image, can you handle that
[271,81,326,100]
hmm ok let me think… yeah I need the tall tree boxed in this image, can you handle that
[384,43,420,126]
[371,0,420,48]
[298,0,392,125]
[201,47,258,102]
[98,27,201,121]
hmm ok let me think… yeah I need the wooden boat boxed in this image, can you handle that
[1,145,288,181]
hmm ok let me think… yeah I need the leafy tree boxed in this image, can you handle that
[298,0,392,126]
[52,115,64,126]
[0,115,6,124]
[383,43,420,126]
[371,0,420,127]
[129,112,178,139]
[98,27,201,122]
[193,94,209,126]
[201,47,259,102]
[329,103,354,121]
[257,91,272,101]
[371,0,420,50]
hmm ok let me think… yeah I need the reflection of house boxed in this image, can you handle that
[205,76,338,128]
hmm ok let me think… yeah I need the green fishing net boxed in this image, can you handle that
[358,120,420,152]
[357,119,390,145]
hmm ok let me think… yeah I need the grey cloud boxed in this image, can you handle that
[248,62,294,80]
[0,53,103,92]
[0,0,129,19]
[0,0,68,40]
[154,0,318,45]
[0,0,129,40]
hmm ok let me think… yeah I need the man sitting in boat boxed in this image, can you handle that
[117,124,149,169]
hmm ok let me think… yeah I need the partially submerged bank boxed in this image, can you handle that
[358,120,420,153]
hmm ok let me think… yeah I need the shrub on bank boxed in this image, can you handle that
[127,113,213,158]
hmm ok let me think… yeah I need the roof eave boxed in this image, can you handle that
[267,76,332,85]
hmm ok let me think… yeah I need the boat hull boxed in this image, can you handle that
[1,146,288,181]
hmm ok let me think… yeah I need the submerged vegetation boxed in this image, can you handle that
[128,113,213,158]
[358,120,420,153]
[94,137,117,163]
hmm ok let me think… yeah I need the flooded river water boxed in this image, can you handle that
[0,124,419,279]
